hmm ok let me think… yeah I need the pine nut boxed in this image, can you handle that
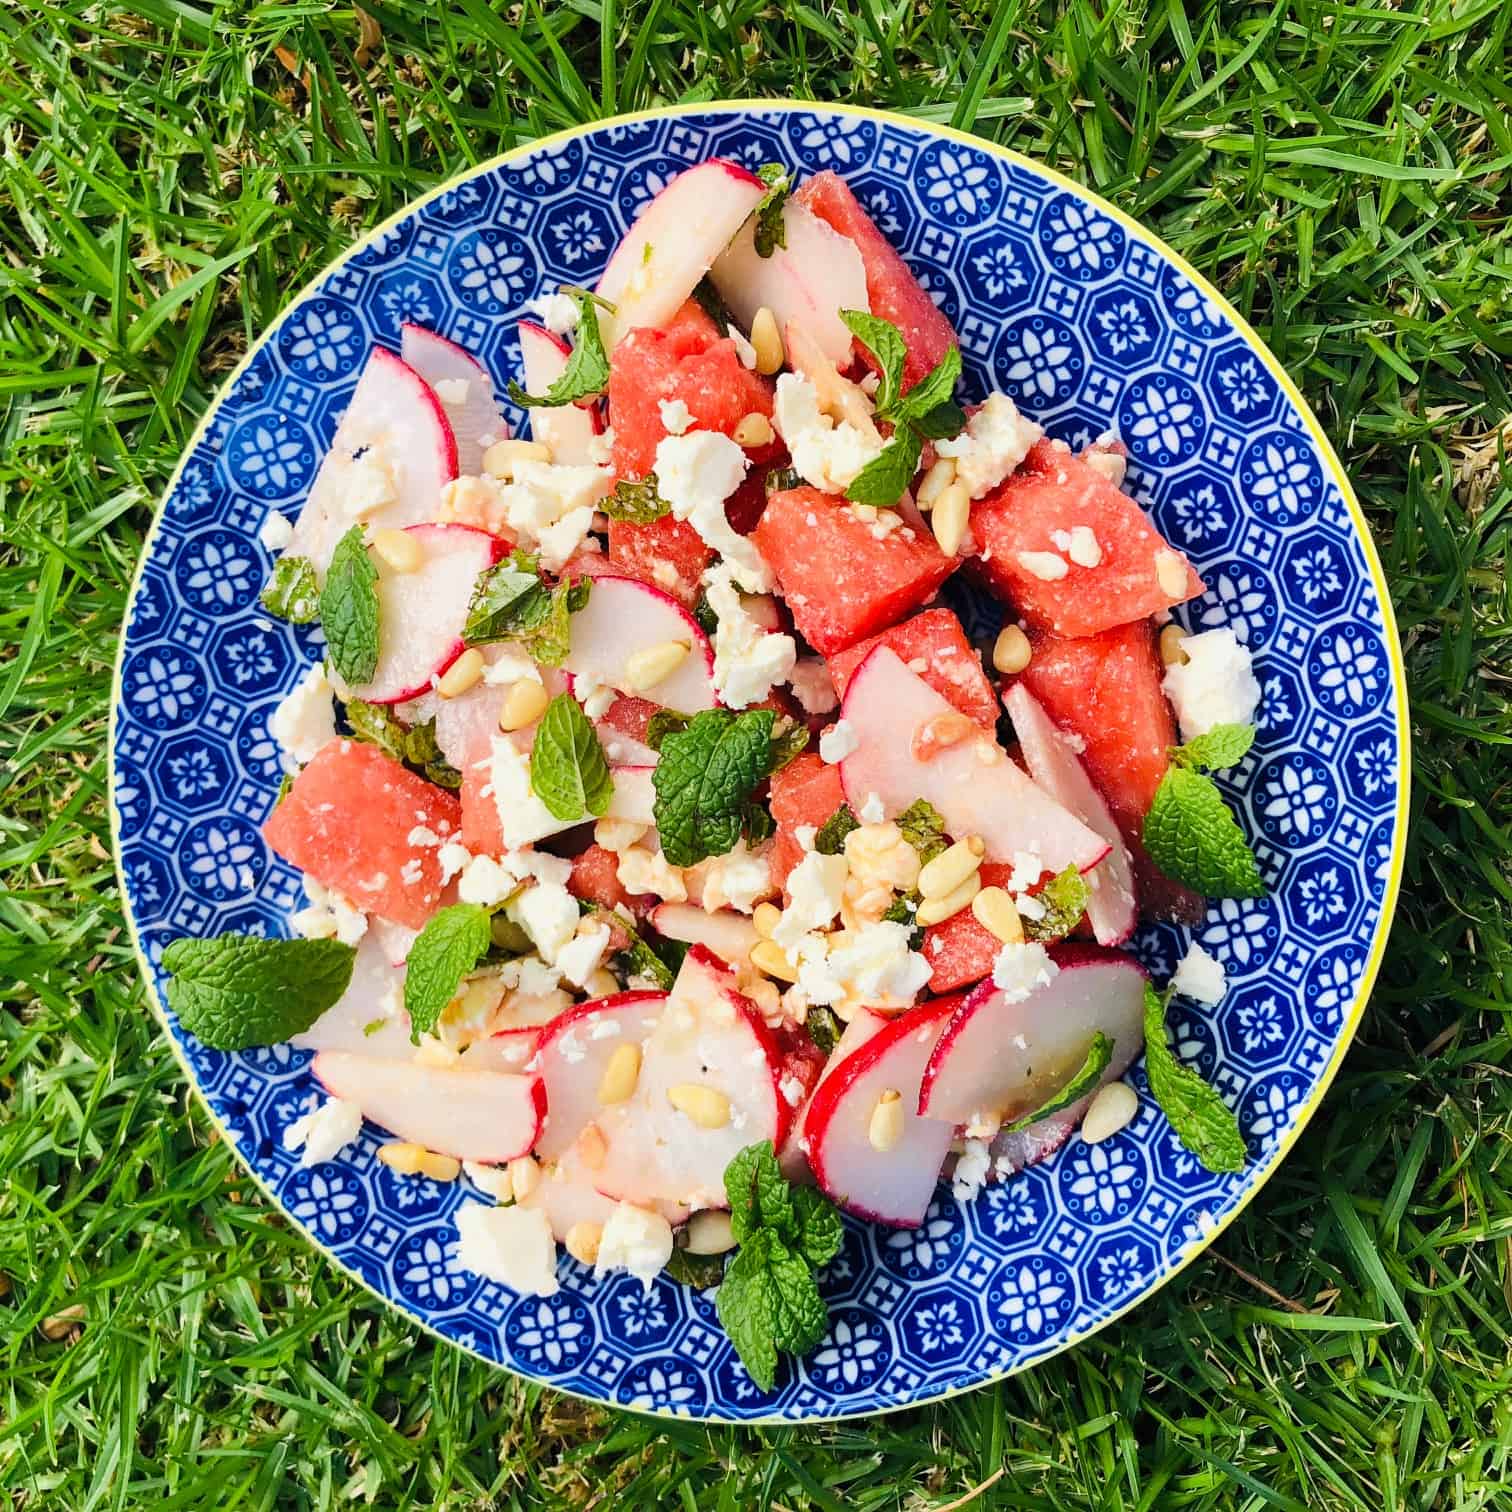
[565,1221,603,1265]
[918,838,986,900]
[868,1088,905,1152]
[437,648,485,698]
[750,307,784,376]
[1155,549,1188,599]
[734,412,774,447]
[454,974,502,1024]
[1081,1081,1139,1144]
[585,967,620,998]
[752,902,782,939]
[916,457,957,510]
[597,1042,642,1105]
[1159,624,1190,666]
[370,527,422,573]
[575,1121,608,1170]
[1017,550,1069,582]
[483,437,551,479]
[992,624,1032,675]
[930,480,971,557]
[971,886,1024,944]
[916,873,982,927]
[684,1209,737,1255]
[378,1141,426,1175]
[911,710,975,762]
[623,640,690,693]
[509,1155,541,1202]
[40,1305,85,1341]
[745,976,782,1016]
[749,940,798,982]
[499,679,551,731]
[667,1082,732,1129]
[418,1151,461,1182]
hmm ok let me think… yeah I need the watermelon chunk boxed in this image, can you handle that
[920,861,1014,993]
[769,752,846,890]
[753,487,956,656]
[826,608,997,730]
[1013,621,1204,922]
[568,845,634,921]
[795,170,957,391]
[606,513,710,607]
[263,739,461,929]
[460,757,502,858]
[970,439,1204,638]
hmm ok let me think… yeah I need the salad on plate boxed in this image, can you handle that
[163,157,1266,1388]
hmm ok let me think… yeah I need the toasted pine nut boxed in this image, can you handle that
[744,976,782,1016]
[454,974,502,1025]
[370,527,422,573]
[565,1221,603,1265]
[749,940,798,983]
[911,710,975,762]
[509,1155,541,1202]
[992,624,1032,675]
[419,1151,461,1182]
[1081,1081,1139,1144]
[734,412,774,447]
[916,457,957,510]
[684,1210,737,1255]
[752,902,782,939]
[667,1082,732,1129]
[378,1141,426,1175]
[750,307,784,375]
[916,872,982,927]
[1159,624,1190,667]
[868,1088,905,1152]
[585,968,620,998]
[482,437,551,480]
[623,640,690,692]
[575,1121,608,1170]
[1155,549,1188,599]
[1017,550,1069,582]
[918,838,986,901]
[438,648,485,698]
[499,679,550,731]
[597,1043,642,1106]
[930,480,971,557]
[39,1305,85,1341]
[971,886,1024,944]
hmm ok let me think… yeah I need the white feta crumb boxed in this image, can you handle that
[951,1138,992,1201]
[482,648,543,687]
[787,657,838,716]
[340,449,399,520]
[774,851,848,951]
[290,877,368,946]
[1161,628,1261,740]
[990,941,1058,1002]
[555,923,612,989]
[818,719,859,765]
[1172,942,1228,1005]
[859,792,885,825]
[779,1073,806,1107]
[616,845,687,903]
[1050,525,1102,567]
[727,323,758,370]
[434,377,470,406]
[793,824,818,853]
[934,392,1043,498]
[407,825,442,848]
[594,1202,675,1291]
[658,397,693,435]
[529,290,580,335]
[704,563,796,708]
[512,881,580,965]
[270,662,336,766]
[771,372,884,496]
[258,511,294,551]
[490,736,574,849]
[282,1096,362,1168]
[457,853,518,907]
[1007,851,1044,894]
[698,841,772,914]
[454,1202,559,1295]
[652,431,771,593]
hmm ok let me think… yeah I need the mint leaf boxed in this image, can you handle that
[260,554,319,623]
[599,473,668,524]
[507,294,609,408]
[319,525,380,685]
[767,720,809,774]
[404,903,492,1042]
[725,1140,777,1245]
[530,693,614,822]
[527,576,591,668]
[814,804,859,856]
[465,550,591,666]
[743,801,776,846]
[1143,765,1265,898]
[791,1186,843,1268]
[839,308,907,412]
[1172,722,1256,772]
[162,935,356,1050]
[716,1231,782,1391]
[653,709,777,866]
[1002,1031,1113,1133]
[1142,984,1246,1173]
[1023,864,1090,942]
[402,717,462,790]
[753,163,791,258]
[844,426,921,508]
[910,398,968,441]
[894,342,962,431]
[644,708,691,752]
[896,798,948,864]
[764,1235,829,1355]
[664,1245,727,1289]
[344,697,407,763]
[805,1004,842,1054]
[610,914,676,992]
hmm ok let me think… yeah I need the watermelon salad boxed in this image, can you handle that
[166,158,1268,1389]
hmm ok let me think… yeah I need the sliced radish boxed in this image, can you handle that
[917,945,1147,1127]
[532,991,669,1161]
[400,323,509,476]
[606,765,657,826]
[839,647,1108,874]
[596,160,767,347]
[454,983,569,1072]
[518,321,602,464]
[292,930,411,1060]
[401,660,566,771]
[650,902,758,966]
[777,1007,886,1182]
[289,347,459,576]
[599,727,660,768]
[593,946,789,1209]
[709,200,869,370]
[311,1052,545,1163]
[986,1107,1081,1176]
[1004,684,1137,945]
[564,575,718,712]
[520,1146,690,1241]
[347,524,507,705]
[370,916,419,966]
[802,997,960,1227]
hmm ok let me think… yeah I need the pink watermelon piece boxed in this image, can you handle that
[919,860,1015,992]
[769,752,846,891]
[607,514,711,608]
[826,607,997,730]
[568,844,633,918]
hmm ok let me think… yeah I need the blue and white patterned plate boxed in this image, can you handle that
[109,102,1408,1422]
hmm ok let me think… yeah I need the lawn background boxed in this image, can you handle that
[2,1,1510,1507]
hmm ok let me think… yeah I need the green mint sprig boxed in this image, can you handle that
[652,708,777,867]
[344,700,461,789]
[507,292,609,408]
[530,692,615,823]
[1001,1031,1112,1134]
[895,797,948,864]
[404,903,493,1043]
[1142,983,1246,1173]
[464,549,591,667]
[598,473,668,524]
[752,163,791,258]
[814,803,859,856]
[319,525,380,685]
[260,554,319,623]
[1023,864,1090,942]
[162,935,356,1050]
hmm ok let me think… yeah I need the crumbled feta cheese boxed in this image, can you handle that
[771,373,883,495]
[652,431,771,592]
[934,393,1043,499]
[1017,550,1069,582]
[259,511,294,550]
[489,736,573,849]
[434,377,470,406]
[587,426,614,466]
[497,459,614,557]
[454,1202,559,1295]
[594,817,649,853]
[463,1161,515,1201]
[697,841,772,914]
[535,504,598,572]
[727,323,758,369]
[779,1073,806,1106]
[457,853,519,907]
[407,825,442,848]
[774,852,848,951]
[1015,893,1047,922]
[990,941,1058,1002]
[658,398,693,435]
[1161,628,1261,740]
[529,290,580,335]
[399,857,424,886]
[818,719,859,764]
[842,822,921,927]
[952,1138,992,1201]
[825,919,931,1008]
[513,881,580,964]
[555,923,612,989]
[787,657,838,715]
[594,1202,675,1291]
[1007,851,1044,894]
[704,563,797,707]
[616,845,687,903]
[290,877,368,946]
[282,1096,363,1168]
[1172,942,1228,1004]
[859,792,885,825]
[270,662,336,765]
[482,648,543,687]
[793,824,817,852]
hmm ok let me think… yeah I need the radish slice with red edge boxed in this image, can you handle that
[649,902,759,967]
[517,320,603,464]
[400,322,508,476]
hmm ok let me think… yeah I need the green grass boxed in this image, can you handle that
[2,1,1510,1506]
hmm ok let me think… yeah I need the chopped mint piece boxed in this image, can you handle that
[319,525,380,685]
